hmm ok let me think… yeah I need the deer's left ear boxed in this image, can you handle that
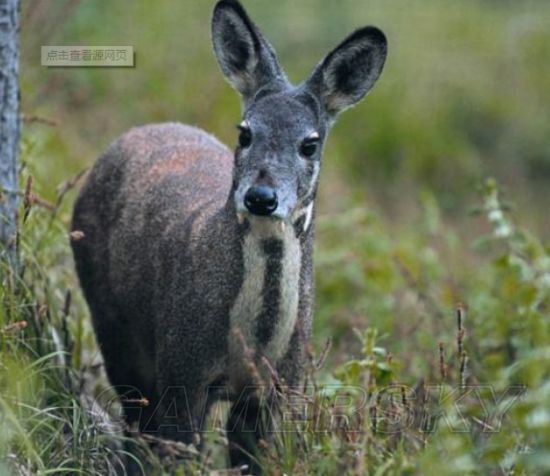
[305,26,387,117]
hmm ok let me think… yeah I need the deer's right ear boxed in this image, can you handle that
[212,0,286,104]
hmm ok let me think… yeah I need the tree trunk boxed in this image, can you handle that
[0,0,20,266]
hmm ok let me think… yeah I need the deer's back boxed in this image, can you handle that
[72,123,239,365]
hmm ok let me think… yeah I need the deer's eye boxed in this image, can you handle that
[237,122,252,148]
[300,135,319,158]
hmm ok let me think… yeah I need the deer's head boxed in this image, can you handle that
[212,0,387,228]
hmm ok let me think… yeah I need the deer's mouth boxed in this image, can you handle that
[236,201,313,238]
[236,211,291,237]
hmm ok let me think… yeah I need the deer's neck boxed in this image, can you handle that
[227,202,314,380]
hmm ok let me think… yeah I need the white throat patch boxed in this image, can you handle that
[228,218,301,388]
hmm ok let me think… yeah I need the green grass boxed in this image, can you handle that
[1,0,549,474]
[1,167,549,474]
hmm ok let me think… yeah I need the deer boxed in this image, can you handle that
[71,0,387,473]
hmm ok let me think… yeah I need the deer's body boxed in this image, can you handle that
[73,122,313,416]
[72,1,386,472]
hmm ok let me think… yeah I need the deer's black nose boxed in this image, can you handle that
[244,186,278,216]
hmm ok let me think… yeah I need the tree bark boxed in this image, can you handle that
[0,0,20,266]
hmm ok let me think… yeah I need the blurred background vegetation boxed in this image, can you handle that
[1,0,549,474]
[21,0,550,228]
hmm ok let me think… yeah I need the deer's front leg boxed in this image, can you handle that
[226,388,274,475]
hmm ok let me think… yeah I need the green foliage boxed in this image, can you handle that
[311,178,549,475]
[2,154,549,474]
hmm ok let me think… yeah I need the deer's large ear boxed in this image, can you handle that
[305,26,387,118]
[212,0,287,104]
